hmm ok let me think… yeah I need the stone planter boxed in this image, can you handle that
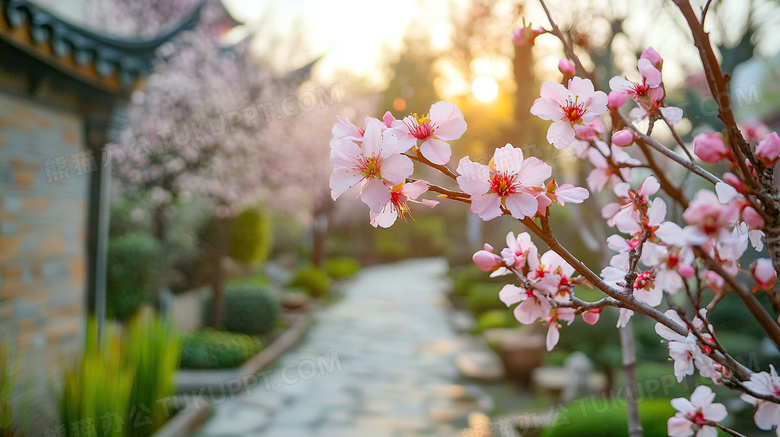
[483,328,547,385]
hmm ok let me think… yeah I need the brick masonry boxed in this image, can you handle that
[0,90,86,420]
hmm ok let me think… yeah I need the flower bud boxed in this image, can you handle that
[756,132,780,166]
[473,250,500,272]
[742,206,764,229]
[722,172,743,192]
[611,129,635,147]
[512,26,545,46]
[558,59,575,76]
[582,308,601,325]
[640,47,663,71]
[693,132,729,163]
[703,270,725,293]
[750,258,776,291]
[574,124,599,141]
[608,91,627,110]
[678,264,695,279]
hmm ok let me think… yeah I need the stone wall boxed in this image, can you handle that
[0,90,87,421]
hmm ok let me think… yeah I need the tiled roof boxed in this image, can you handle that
[0,0,204,90]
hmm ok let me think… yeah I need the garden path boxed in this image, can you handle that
[192,258,495,437]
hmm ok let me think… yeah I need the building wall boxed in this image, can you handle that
[0,90,87,419]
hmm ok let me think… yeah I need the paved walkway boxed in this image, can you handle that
[193,258,494,437]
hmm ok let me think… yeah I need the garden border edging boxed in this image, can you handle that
[151,312,313,437]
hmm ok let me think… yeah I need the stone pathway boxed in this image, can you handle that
[193,258,495,437]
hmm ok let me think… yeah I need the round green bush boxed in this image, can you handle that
[289,265,331,298]
[229,207,272,266]
[466,283,506,315]
[473,309,516,334]
[203,283,280,336]
[179,330,263,369]
[542,398,676,437]
[324,257,361,279]
[106,233,163,321]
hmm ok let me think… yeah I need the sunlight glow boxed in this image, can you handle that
[472,76,498,102]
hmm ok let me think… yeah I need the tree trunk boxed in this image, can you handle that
[209,217,229,328]
[312,213,328,268]
[620,320,643,437]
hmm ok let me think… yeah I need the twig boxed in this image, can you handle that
[404,152,458,180]
[619,112,721,185]
[695,248,780,350]
[708,421,746,437]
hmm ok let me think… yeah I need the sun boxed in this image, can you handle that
[472,76,498,102]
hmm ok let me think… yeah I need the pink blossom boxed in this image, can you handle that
[612,129,634,147]
[382,111,396,128]
[609,58,664,103]
[617,308,634,328]
[608,91,627,110]
[693,132,729,163]
[330,118,414,212]
[331,115,366,143]
[656,310,716,382]
[740,365,780,434]
[630,105,683,125]
[548,182,589,206]
[680,189,740,244]
[756,132,780,166]
[738,119,769,143]
[703,270,726,294]
[388,101,467,165]
[558,59,575,76]
[530,251,577,303]
[751,258,777,291]
[512,26,545,46]
[501,232,538,270]
[543,307,575,351]
[641,47,663,70]
[530,77,608,149]
[499,284,552,325]
[611,55,684,125]
[668,386,728,437]
[573,119,604,141]
[369,180,438,228]
[743,206,764,228]
[586,143,640,192]
[456,144,552,221]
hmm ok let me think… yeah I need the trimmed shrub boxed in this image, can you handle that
[374,215,448,260]
[473,309,516,334]
[229,207,272,267]
[289,265,331,298]
[450,264,505,299]
[324,257,361,279]
[466,283,506,315]
[106,233,163,321]
[541,398,677,437]
[203,283,280,336]
[179,330,262,369]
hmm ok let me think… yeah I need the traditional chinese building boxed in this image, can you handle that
[0,0,216,429]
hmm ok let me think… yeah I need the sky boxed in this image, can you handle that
[221,0,780,95]
[222,0,446,88]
